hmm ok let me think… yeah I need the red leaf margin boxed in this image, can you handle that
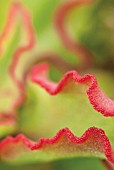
[0,2,35,125]
[30,63,114,117]
[0,127,114,164]
[8,2,35,110]
[54,0,94,70]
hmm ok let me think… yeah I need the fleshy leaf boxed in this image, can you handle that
[0,2,35,137]
[54,0,93,70]
[0,1,114,166]
[18,64,114,139]
[30,64,114,117]
[14,63,114,163]
[0,127,114,164]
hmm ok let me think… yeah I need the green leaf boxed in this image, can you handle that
[0,158,106,170]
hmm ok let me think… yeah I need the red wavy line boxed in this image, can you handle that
[30,63,114,117]
[0,127,114,164]
[0,2,35,124]
[0,4,17,54]
[54,0,93,70]
[8,2,35,111]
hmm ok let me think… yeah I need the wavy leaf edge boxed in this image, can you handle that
[30,63,114,117]
[0,127,114,164]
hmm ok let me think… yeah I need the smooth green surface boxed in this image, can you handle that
[0,158,106,170]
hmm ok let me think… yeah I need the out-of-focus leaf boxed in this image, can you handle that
[68,0,114,68]
[0,158,106,170]
[0,2,36,137]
